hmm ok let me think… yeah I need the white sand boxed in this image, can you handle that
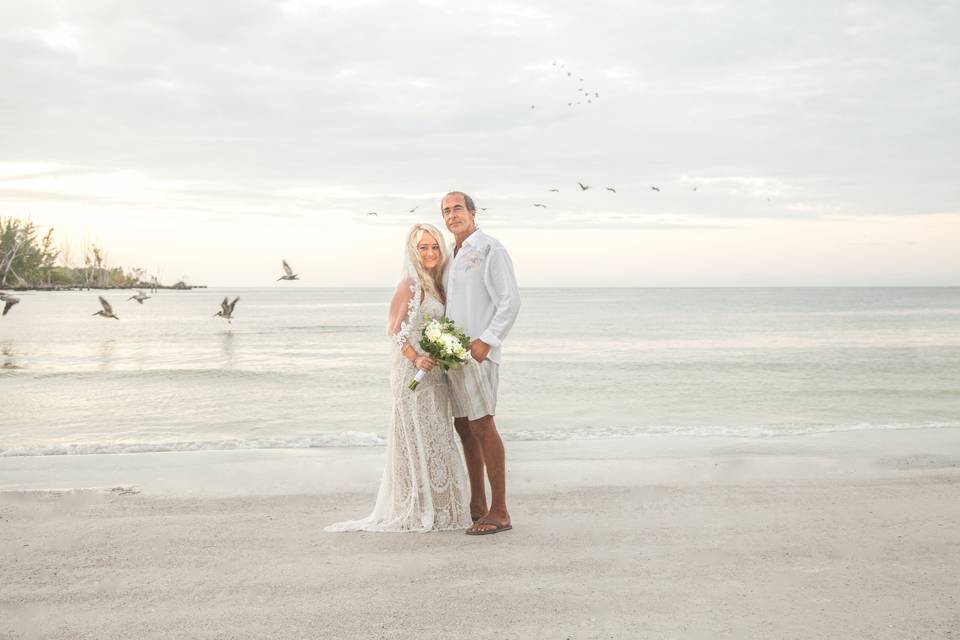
[2,429,959,639]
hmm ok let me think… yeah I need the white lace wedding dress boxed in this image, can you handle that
[325,279,473,533]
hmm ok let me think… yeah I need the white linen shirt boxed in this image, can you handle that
[443,229,520,365]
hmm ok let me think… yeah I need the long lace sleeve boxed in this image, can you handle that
[387,277,421,346]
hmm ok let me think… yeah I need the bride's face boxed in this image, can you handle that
[416,231,441,270]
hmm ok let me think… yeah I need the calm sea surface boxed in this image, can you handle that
[1,287,958,456]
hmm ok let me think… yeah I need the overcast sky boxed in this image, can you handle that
[1,0,958,286]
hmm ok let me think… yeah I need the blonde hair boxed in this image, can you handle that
[406,223,447,304]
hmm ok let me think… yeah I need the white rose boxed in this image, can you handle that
[441,334,456,352]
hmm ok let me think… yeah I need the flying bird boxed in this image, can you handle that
[408,205,419,213]
[0,293,19,316]
[651,186,661,192]
[606,187,616,193]
[578,182,591,191]
[549,188,560,192]
[692,187,698,191]
[127,290,151,304]
[214,297,240,323]
[92,296,119,320]
[277,259,299,281]
[533,203,547,208]
[366,211,378,216]
[480,207,488,212]
[530,105,535,109]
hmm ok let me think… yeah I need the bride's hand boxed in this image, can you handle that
[414,355,436,372]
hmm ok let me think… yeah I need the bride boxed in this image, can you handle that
[325,224,473,532]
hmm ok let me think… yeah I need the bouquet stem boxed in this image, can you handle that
[408,369,427,391]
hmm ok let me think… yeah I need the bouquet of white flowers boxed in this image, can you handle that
[409,315,471,390]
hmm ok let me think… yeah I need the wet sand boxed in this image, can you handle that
[2,430,959,639]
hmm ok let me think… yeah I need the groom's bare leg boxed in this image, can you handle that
[468,415,509,531]
[455,417,487,519]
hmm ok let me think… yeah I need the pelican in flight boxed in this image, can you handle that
[214,297,240,323]
[277,259,299,281]
[533,203,548,208]
[549,188,560,192]
[0,292,20,316]
[128,290,151,304]
[651,186,661,192]
[606,187,617,193]
[93,296,119,320]
[578,182,591,191]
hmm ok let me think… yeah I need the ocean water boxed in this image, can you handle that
[1,287,959,456]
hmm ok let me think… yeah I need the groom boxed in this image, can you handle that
[440,191,521,535]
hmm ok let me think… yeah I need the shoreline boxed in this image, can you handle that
[8,285,959,291]
[1,284,207,292]
[4,422,958,459]
[2,427,958,496]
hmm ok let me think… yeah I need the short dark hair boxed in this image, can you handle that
[443,191,476,214]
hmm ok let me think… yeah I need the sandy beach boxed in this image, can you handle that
[2,429,959,639]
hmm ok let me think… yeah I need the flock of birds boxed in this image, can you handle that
[0,260,300,323]
[360,181,690,217]
[356,62,688,216]
[526,181,684,208]
[529,60,602,110]
[524,61,699,208]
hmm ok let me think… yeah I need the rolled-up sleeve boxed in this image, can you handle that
[479,248,521,348]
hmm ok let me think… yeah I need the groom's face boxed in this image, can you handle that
[441,194,475,235]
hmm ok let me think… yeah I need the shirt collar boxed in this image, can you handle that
[461,227,482,248]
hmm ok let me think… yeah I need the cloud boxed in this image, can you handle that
[0,0,957,283]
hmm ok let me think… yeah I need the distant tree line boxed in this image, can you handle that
[0,217,160,289]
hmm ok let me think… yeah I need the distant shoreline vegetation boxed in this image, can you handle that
[0,216,204,291]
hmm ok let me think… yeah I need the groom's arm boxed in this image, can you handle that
[478,247,521,350]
